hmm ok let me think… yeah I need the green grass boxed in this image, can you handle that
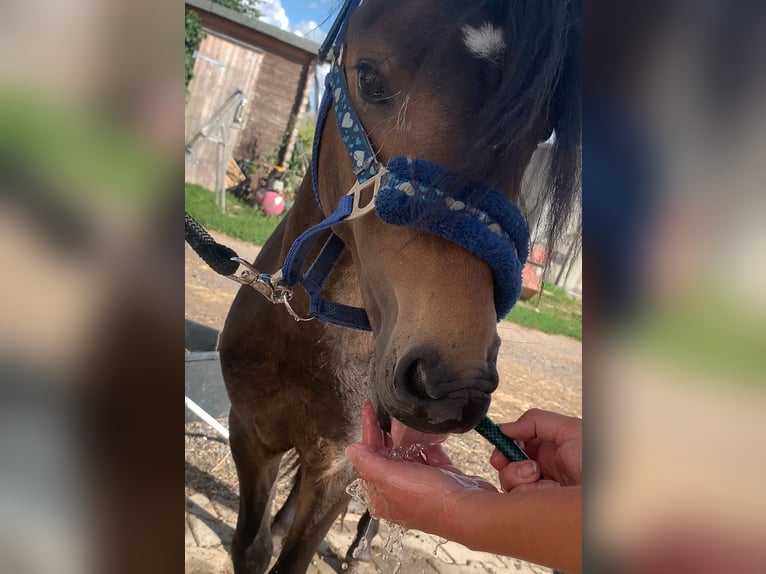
[505,285,582,340]
[185,183,283,245]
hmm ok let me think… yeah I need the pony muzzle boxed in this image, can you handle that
[384,350,500,434]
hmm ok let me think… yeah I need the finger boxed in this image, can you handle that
[361,400,385,451]
[490,448,510,471]
[520,437,542,461]
[498,408,571,445]
[498,460,541,492]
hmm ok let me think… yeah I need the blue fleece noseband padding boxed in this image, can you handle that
[376,157,529,319]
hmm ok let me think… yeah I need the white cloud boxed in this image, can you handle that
[258,0,289,31]
[258,2,328,46]
[292,20,327,43]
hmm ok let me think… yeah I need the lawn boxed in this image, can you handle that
[185,183,283,246]
[505,285,582,341]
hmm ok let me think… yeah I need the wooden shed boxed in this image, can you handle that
[185,0,318,192]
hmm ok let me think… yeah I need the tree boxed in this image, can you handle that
[186,2,261,92]
[211,0,261,18]
[185,11,206,91]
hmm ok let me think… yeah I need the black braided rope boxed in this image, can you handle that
[184,212,240,276]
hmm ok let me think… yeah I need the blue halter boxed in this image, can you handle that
[278,0,529,331]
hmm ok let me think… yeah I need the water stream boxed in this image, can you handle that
[344,441,445,572]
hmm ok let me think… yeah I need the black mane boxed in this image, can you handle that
[473,0,582,254]
[396,0,582,254]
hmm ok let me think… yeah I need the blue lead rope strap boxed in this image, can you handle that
[302,234,372,330]
[281,194,355,286]
[280,194,374,330]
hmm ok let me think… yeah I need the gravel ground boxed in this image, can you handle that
[185,231,582,574]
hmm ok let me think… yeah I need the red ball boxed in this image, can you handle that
[261,191,285,216]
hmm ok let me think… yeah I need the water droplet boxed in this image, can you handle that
[351,534,369,559]
[345,478,370,507]
[381,520,406,569]
[387,443,427,463]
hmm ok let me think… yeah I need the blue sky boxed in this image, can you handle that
[257,0,338,43]
[254,0,339,109]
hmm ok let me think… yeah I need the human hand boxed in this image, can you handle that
[490,409,582,491]
[345,401,496,535]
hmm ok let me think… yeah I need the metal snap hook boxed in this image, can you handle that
[228,257,280,301]
[229,259,314,321]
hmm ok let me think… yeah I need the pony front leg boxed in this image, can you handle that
[271,470,301,553]
[269,461,357,574]
[229,410,283,574]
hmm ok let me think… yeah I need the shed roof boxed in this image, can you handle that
[186,0,320,56]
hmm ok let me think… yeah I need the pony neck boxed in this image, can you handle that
[280,172,326,256]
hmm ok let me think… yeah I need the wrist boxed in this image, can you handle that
[440,488,497,547]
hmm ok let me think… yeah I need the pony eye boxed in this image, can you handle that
[356,62,388,103]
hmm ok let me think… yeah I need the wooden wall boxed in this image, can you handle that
[185,8,315,190]
[237,50,306,162]
[185,31,262,191]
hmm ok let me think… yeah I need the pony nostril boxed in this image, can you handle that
[394,352,499,404]
[403,359,437,400]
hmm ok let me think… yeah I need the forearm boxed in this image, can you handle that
[445,486,582,574]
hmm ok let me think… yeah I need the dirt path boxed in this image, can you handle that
[185,231,582,574]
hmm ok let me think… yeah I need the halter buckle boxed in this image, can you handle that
[345,166,386,221]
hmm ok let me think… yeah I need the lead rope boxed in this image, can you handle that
[184,212,240,276]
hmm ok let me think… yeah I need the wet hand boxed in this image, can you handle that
[345,402,495,535]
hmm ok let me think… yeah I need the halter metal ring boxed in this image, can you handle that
[279,296,315,322]
[345,166,386,221]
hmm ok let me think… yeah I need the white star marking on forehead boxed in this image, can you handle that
[462,23,506,62]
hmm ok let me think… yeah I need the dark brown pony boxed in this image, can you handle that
[219,1,581,572]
